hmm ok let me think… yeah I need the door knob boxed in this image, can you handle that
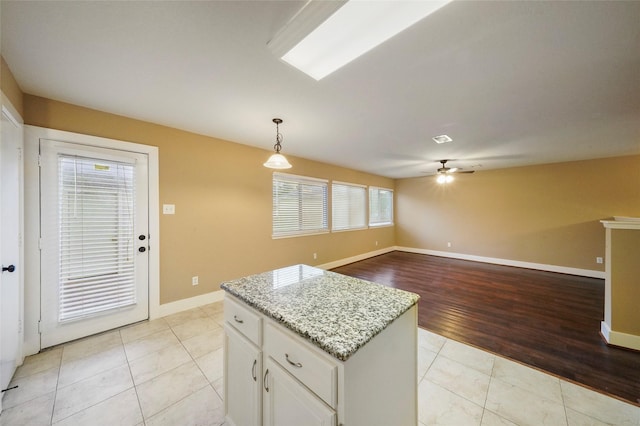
[2,265,15,273]
[138,235,146,241]
[138,247,146,253]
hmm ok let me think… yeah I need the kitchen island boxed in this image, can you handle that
[221,264,420,426]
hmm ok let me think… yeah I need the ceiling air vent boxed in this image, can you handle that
[432,135,452,144]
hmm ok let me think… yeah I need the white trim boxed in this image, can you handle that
[601,219,640,230]
[1,92,24,126]
[22,125,160,356]
[273,171,328,183]
[271,230,330,239]
[368,222,394,229]
[368,185,394,192]
[156,290,225,318]
[332,180,367,188]
[315,246,395,270]
[600,321,611,342]
[600,321,640,351]
[330,227,368,233]
[395,246,606,279]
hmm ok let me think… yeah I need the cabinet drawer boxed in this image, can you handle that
[224,296,262,346]
[264,323,337,408]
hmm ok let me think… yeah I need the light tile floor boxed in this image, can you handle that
[1,302,639,426]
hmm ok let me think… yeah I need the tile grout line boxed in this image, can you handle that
[48,346,65,425]
[122,327,147,426]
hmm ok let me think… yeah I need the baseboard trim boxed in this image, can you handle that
[601,321,640,351]
[153,246,603,319]
[155,290,225,319]
[316,247,396,270]
[601,321,611,342]
[395,246,605,279]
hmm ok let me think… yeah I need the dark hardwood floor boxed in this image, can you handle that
[332,251,640,406]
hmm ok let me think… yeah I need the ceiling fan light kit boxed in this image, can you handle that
[434,159,474,184]
[437,174,454,184]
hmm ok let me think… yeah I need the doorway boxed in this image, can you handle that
[22,126,160,354]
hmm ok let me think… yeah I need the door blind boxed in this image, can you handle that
[58,155,136,322]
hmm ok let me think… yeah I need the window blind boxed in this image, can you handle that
[369,187,394,226]
[273,173,328,237]
[58,155,136,322]
[332,182,366,231]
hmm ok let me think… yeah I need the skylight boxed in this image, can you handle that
[273,0,453,81]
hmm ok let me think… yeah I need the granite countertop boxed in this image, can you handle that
[221,264,419,361]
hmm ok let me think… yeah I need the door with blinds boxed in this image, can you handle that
[39,139,149,348]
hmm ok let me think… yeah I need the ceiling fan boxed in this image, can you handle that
[434,160,474,183]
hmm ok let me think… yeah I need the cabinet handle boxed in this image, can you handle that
[263,369,270,392]
[285,353,303,368]
[252,359,257,382]
[233,315,244,324]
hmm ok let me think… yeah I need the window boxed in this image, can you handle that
[332,182,366,231]
[272,173,328,238]
[369,187,394,227]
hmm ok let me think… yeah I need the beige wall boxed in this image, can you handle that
[1,55,24,116]
[396,155,640,272]
[23,95,394,304]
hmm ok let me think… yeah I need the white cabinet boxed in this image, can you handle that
[263,357,336,426]
[224,294,417,426]
[224,324,262,426]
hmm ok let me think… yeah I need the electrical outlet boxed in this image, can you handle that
[375,241,378,246]
[447,242,452,247]
[313,253,317,260]
[596,257,603,264]
[192,276,199,286]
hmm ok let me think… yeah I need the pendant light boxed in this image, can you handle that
[263,118,292,169]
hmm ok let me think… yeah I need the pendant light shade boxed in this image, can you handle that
[264,153,292,169]
[264,118,292,169]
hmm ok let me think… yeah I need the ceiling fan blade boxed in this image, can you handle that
[455,170,475,174]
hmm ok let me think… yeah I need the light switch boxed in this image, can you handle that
[163,204,175,215]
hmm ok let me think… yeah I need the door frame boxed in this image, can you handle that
[23,125,160,356]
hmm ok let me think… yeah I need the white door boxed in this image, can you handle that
[224,324,262,426]
[0,105,23,409]
[263,357,336,426]
[39,139,149,348]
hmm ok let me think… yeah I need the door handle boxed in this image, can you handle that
[2,265,15,273]
[138,247,146,253]
[138,234,146,241]
[285,353,302,368]
[252,359,257,382]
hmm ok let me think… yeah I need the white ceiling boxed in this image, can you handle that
[2,1,639,178]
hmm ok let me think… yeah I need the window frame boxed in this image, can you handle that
[368,186,394,227]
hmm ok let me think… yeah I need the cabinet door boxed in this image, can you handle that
[224,324,262,426]
[263,357,336,426]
